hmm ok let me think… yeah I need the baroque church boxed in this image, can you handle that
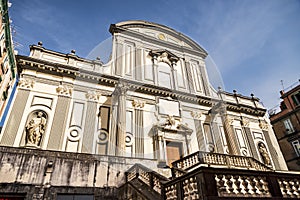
[0,4,300,199]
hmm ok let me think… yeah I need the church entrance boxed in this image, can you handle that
[166,141,183,166]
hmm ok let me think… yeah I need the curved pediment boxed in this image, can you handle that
[109,20,207,57]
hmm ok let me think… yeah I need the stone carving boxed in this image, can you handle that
[157,52,172,65]
[164,115,180,130]
[18,78,35,89]
[132,99,145,109]
[191,111,202,119]
[114,81,129,96]
[241,118,250,127]
[25,111,47,147]
[86,91,101,101]
[259,121,269,130]
[258,143,271,166]
[56,85,72,96]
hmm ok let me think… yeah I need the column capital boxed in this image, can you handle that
[86,91,101,102]
[18,78,35,90]
[132,99,145,109]
[56,85,72,97]
[114,81,129,96]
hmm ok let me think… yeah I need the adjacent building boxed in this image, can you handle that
[269,80,300,171]
[0,0,17,130]
[0,15,299,199]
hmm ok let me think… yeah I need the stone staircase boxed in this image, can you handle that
[119,152,300,200]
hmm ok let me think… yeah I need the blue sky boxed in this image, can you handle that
[9,0,300,110]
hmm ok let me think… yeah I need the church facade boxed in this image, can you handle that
[0,20,299,199]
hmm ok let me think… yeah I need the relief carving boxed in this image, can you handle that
[25,111,47,147]
[241,118,250,127]
[56,85,72,96]
[259,121,269,130]
[86,91,101,101]
[132,99,145,109]
[18,78,35,89]
[191,111,202,119]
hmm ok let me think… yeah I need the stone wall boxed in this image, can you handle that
[0,146,158,199]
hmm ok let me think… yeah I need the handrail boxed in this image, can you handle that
[171,151,272,177]
[126,163,169,195]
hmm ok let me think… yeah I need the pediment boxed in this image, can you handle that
[109,20,208,57]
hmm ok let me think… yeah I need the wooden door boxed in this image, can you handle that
[166,141,183,166]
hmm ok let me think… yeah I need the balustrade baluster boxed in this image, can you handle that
[249,176,258,195]
[225,175,234,195]
[233,175,242,195]
[242,176,250,195]
[216,174,227,196]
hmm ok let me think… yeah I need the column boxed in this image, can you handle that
[115,82,129,156]
[47,84,72,150]
[132,99,144,158]
[108,97,118,156]
[157,132,167,167]
[82,91,100,153]
[222,115,239,155]
[0,83,31,145]
[242,118,259,160]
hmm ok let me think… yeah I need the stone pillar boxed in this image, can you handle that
[157,132,166,167]
[222,115,239,155]
[47,84,72,150]
[185,60,195,93]
[108,98,118,156]
[262,129,281,170]
[242,118,259,160]
[191,111,205,151]
[115,82,129,156]
[82,91,100,153]
[132,100,144,158]
[0,82,31,145]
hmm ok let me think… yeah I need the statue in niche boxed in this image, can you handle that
[25,111,47,147]
[258,143,271,165]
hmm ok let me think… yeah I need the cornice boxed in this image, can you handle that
[17,55,266,117]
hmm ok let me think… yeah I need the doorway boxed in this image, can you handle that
[166,141,183,166]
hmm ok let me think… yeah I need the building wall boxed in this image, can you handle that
[0,0,17,127]
[270,84,300,171]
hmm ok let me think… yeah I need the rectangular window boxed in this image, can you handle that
[292,92,300,106]
[292,140,300,157]
[283,118,294,134]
